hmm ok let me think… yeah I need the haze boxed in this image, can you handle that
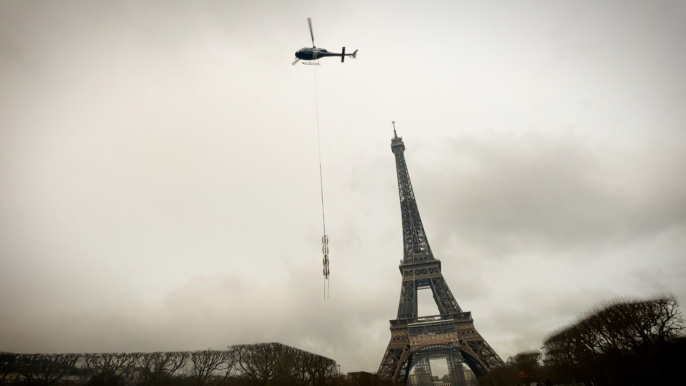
[1,0,685,373]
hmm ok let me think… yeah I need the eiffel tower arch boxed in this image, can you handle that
[378,129,504,385]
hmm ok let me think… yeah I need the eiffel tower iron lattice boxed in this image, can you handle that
[378,126,504,385]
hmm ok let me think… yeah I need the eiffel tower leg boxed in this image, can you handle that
[397,279,417,319]
[446,351,467,386]
[378,336,412,384]
[430,275,461,314]
[413,356,433,386]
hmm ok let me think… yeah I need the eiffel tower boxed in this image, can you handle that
[378,128,504,385]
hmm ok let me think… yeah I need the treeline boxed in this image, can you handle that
[0,343,353,386]
[479,295,686,386]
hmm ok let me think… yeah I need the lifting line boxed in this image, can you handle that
[313,65,330,299]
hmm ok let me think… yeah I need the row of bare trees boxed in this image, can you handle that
[479,295,686,386]
[542,295,685,386]
[1,343,339,386]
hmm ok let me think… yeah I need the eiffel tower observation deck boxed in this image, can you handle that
[378,127,504,385]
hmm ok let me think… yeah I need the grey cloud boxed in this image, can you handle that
[407,133,686,257]
[2,0,686,375]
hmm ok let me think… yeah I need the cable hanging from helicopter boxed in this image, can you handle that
[292,18,358,298]
[314,61,329,298]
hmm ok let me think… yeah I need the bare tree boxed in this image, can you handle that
[233,343,338,386]
[2,345,340,386]
[84,353,138,386]
[234,344,285,386]
[189,350,236,386]
[1,353,18,384]
[13,354,81,386]
[509,351,542,382]
[307,354,337,386]
[543,295,686,386]
[135,352,189,386]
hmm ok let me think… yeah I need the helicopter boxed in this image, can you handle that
[292,18,357,65]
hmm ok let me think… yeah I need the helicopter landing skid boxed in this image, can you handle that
[302,60,320,66]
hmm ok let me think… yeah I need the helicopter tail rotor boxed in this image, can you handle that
[341,47,345,63]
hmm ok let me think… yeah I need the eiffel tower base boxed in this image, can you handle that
[378,312,502,385]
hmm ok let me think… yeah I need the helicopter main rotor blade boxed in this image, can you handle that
[292,58,301,66]
[308,18,315,47]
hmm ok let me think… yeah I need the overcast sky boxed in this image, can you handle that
[1,0,685,374]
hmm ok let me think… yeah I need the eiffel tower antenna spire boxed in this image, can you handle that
[390,124,433,263]
[378,131,503,384]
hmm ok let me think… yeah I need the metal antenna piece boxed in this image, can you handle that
[322,235,330,298]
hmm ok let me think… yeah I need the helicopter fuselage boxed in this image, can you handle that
[295,47,344,60]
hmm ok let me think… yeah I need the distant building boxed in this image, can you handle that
[463,366,478,386]
[408,373,419,385]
